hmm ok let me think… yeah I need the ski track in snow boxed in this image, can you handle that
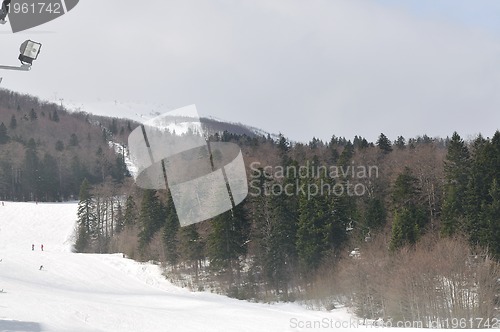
[0,202,365,332]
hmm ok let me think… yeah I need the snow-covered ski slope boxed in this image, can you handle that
[0,202,356,332]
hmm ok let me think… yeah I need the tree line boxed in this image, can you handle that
[74,128,500,322]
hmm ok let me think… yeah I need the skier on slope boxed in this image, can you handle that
[41,244,44,251]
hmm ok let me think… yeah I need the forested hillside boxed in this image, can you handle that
[0,89,132,201]
[73,117,500,326]
[2,88,499,326]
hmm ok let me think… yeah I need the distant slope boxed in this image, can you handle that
[60,99,278,139]
[0,202,353,332]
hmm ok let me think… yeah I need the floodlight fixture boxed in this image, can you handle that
[0,40,42,72]
[19,40,42,65]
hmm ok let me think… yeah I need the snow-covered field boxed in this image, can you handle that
[0,202,358,332]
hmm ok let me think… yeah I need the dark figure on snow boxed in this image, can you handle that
[39,265,43,271]
[0,0,10,24]
[32,244,34,251]
[41,244,44,251]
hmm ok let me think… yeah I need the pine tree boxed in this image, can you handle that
[138,190,164,252]
[265,168,299,297]
[55,140,64,151]
[69,133,79,147]
[22,138,40,200]
[376,133,392,153]
[29,108,37,121]
[492,131,500,181]
[389,167,427,250]
[114,203,125,234]
[441,132,470,235]
[296,167,329,273]
[392,167,419,207]
[464,175,486,245]
[9,115,17,129]
[68,156,86,196]
[52,109,60,122]
[208,204,250,280]
[179,224,203,277]
[359,138,369,149]
[463,135,491,245]
[389,206,425,251]
[109,119,118,135]
[324,187,351,251]
[75,179,95,252]
[111,156,129,182]
[309,137,320,149]
[163,191,180,266]
[277,133,290,157]
[123,195,137,227]
[296,191,326,272]
[395,136,406,149]
[248,167,273,286]
[485,179,500,258]
[365,197,387,230]
[0,122,8,144]
[338,141,354,166]
[40,153,58,201]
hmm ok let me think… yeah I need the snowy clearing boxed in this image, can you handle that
[0,202,365,332]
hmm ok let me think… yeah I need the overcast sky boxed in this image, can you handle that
[1,0,500,143]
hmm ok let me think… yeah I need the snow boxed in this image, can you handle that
[0,202,360,332]
[58,99,278,140]
[58,99,168,124]
[142,104,204,137]
[108,141,138,178]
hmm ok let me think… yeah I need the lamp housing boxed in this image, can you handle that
[18,40,42,65]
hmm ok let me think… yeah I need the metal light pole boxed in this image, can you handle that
[0,40,42,82]
[0,63,32,71]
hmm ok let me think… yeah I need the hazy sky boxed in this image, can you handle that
[1,0,500,143]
